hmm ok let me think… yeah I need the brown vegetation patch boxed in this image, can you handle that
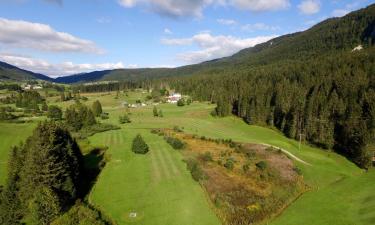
[155,129,307,225]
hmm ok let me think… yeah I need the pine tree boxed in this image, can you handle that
[41,102,48,112]
[29,187,62,225]
[47,105,62,120]
[0,121,84,224]
[60,92,65,102]
[158,109,163,117]
[132,134,149,154]
[153,106,158,117]
[92,100,103,117]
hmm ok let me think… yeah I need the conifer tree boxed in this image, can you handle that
[47,105,62,120]
[92,100,103,117]
[0,121,84,224]
[153,106,158,117]
[132,134,149,154]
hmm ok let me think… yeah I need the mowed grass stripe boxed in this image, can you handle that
[150,148,162,184]
[150,137,172,180]
[158,141,181,177]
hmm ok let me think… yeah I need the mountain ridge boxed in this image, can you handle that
[0,3,374,83]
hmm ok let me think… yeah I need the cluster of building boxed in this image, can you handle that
[166,93,182,103]
[22,84,43,90]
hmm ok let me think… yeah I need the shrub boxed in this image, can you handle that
[153,106,158,117]
[246,151,256,159]
[256,161,267,171]
[201,152,213,162]
[165,136,184,149]
[92,100,103,117]
[47,105,62,120]
[132,134,149,154]
[119,114,131,124]
[224,158,235,170]
[177,99,185,107]
[100,113,109,120]
[158,109,163,117]
[173,126,183,132]
[185,158,204,182]
[243,163,250,173]
[293,166,303,175]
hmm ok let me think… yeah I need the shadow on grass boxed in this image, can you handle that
[80,147,108,199]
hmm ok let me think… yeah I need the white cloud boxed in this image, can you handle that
[43,0,63,5]
[118,0,291,17]
[331,9,349,17]
[0,18,103,54]
[118,0,213,17]
[118,0,137,7]
[0,53,125,77]
[230,0,290,11]
[127,64,139,68]
[162,32,277,63]
[298,0,321,15]
[164,28,173,34]
[96,17,111,24]
[217,18,237,25]
[241,23,280,32]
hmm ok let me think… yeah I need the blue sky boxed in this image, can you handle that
[0,0,372,77]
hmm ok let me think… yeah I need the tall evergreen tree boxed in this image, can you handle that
[0,121,84,224]
[92,100,103,117]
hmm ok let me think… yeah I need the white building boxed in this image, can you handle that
[167,93,182,103]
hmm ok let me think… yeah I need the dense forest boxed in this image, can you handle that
[167,47,375,169]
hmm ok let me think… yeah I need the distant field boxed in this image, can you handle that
[0,90,374,225]
[0,122,36,184]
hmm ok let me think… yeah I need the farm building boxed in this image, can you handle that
[167,93,182,103]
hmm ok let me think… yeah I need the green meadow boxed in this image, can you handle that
[0,122,37,184]
[0,90,374,225]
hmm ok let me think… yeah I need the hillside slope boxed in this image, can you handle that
[0,61,53,82]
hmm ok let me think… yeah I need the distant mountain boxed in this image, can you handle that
[1,4,374,84]
[0,61,53,82]
[55,68,172,83]
[54,4,374,83]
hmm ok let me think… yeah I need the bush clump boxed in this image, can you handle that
[132,134,149,154]
[201,152,213,162]
[164,136,184,149]
[256,161,267,171]
[119,114,131,124]
[185,158,205,182]
[224,158,235,170]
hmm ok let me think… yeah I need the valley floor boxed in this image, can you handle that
[1,91,374,225]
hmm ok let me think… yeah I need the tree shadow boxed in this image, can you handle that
[80,147,108,199]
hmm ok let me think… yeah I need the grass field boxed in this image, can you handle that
[84,91,373,225]
[0,90,374,225]
[0,122,37,184]
[88,129,220,225]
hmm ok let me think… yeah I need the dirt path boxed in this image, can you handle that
[260,143,312,166]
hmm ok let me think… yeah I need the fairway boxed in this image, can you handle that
[84,92,374,225]
[88,128,220,225]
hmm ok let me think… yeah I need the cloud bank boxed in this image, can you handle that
[0,53,125,77]
[118,0,291,17]
[0,18,103,54]
[162,32,277,63]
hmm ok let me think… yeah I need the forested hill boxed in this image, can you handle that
[55,3,375,83]
[0,61,53,82]
[162,4,375,169]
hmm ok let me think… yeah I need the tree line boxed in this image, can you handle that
[166,47,375,169]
